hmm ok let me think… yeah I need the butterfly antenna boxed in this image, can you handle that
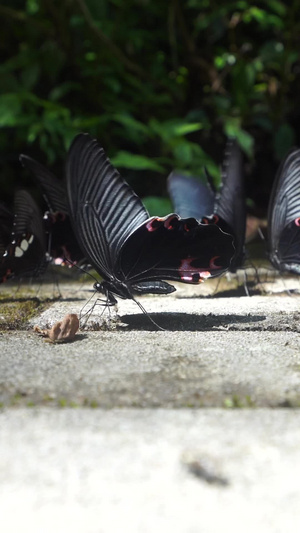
[63,256,84,271]
[132,296,165,331]
[63,256,101,283]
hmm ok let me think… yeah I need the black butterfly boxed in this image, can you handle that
[0,189,48,283]
[19,155,85,265]
[168,139,246,272]
[268,148,300,274]
[65,133,235,306]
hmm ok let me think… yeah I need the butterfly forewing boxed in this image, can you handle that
[167,140,245,273]
[20,155,68,214]
[20,154,86,264]
[66,133,149,279]
[167,172,215,220]
[268,149,300,248]
[268,149,300,271]
[216,139,246,270]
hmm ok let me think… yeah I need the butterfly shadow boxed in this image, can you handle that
[121,312,266,332]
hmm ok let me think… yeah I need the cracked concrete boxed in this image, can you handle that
[1,274,300,531]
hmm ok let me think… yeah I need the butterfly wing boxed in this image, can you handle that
[0,204,14,258]
[167,172,215,220]
[118,214,235,290]
[20,154,86,264]
[19,155,68,214]
[0,190,47,282]
[215,139,246,270]
[274,219,300,274]
[268,148,300,271]
[65,133,149,281]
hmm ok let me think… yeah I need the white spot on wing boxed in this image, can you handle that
[15,247,23,257]
[20,239,29,251]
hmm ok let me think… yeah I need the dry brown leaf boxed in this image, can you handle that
[34,313,80,343]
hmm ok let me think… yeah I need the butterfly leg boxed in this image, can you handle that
[242,269,250,297]
[79,289,118,329]
[79,289,98,327]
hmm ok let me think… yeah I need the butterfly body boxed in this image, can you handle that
[66,134,235,304]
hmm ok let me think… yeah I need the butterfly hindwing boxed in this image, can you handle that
[0,190,47,282]
[275,219,300,273]
[119,214,235,288]
[0,204,14,258]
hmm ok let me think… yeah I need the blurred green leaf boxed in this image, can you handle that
[0,94,22,127]
[0,0,299,209]
[111,151,165,172]
[142,196,173,216]
[149,118,203,142]
[224,119,254,157]
[273,123,295,160]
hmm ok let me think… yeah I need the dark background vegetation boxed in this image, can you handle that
[1,0,300,215]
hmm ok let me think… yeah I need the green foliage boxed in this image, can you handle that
[142,196,173,217]
[1,0,300,207]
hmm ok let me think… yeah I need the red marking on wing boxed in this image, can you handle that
[202,214,219,225]
[178,257,211,283]
[209,256,221,270]
[146,214,178,232]
[295,218,300,227]
[2,269,12,283]
[145,217,165,232]
[164,215,177,230]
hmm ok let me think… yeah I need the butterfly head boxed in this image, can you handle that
[93,279,133,304]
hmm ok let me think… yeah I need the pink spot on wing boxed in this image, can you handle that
[179,257,212,283]
[202,214,219,225]
[163,214,177,229]
[146,214,179,232]
[209,256,221,270]
[295,218,300,227]
[145,218,165,232]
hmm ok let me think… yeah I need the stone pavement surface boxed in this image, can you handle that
[1,275,300,532]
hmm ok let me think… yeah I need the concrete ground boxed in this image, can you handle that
[1,272,300,532]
